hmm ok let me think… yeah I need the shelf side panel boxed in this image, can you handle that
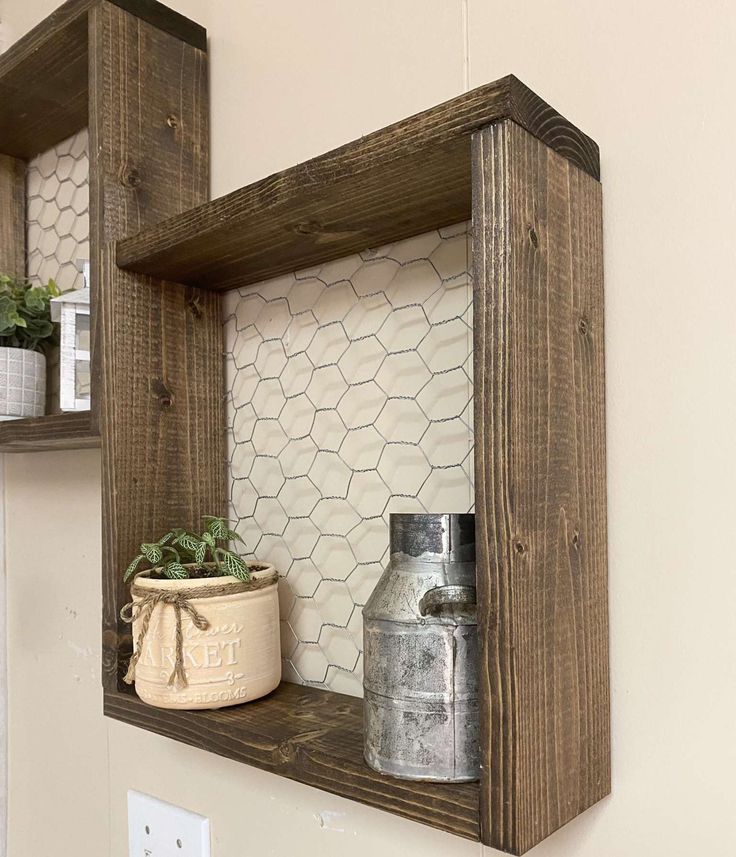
[473,120,609,854]
[89,0,208,241]
[97,257,224,686]
[0,155,25,276]
[89,1,218,690]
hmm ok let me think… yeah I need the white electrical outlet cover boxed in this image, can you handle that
[128,790,210,857]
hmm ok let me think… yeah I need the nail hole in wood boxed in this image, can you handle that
[572,531,580,549]
[293,221,321,236]
[528,225,539,248]
[514,541,526,555]
[120,167,141,189]
[166,114,179,129]
[187,291,203,318]
[488,605,499,631]
[578,318,588,335]
[151,378,173,408]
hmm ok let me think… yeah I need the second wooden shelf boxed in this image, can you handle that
[0,410,98,452]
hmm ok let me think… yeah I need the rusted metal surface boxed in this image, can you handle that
[363,513,479,782]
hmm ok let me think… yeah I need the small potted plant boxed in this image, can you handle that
[0,274,58,420]
[121,516,281,710]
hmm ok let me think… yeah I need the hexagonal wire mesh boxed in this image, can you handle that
[25,129,90,410]
[224,222,474,697]
[26,129,90,291]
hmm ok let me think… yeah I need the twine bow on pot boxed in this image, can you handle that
[120,587,211,690]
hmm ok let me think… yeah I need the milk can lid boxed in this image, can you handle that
[389,513,475,562]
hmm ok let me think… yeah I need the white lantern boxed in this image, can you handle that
[50,263,91,412]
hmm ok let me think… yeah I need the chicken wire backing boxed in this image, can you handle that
[26,128,90,291]
[25,129,90,412]
[224,222,474,696]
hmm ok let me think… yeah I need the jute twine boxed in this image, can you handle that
[120,570,278,690]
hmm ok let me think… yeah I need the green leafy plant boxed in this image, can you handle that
[0,274,59,351]
[124,516,250,582]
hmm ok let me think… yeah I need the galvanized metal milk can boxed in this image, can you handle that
[363,512,479,782]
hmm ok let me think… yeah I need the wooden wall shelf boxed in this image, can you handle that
[110,77,609,855]
[0,411,99,452]
[0,0,207,452]
[2,2,609,853]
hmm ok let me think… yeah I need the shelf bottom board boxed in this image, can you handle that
[104,681,479,840]
[0,410,99,452]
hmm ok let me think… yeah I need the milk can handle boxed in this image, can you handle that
[418,584,477,617]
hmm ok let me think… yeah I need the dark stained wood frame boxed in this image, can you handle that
[472,121,609,852]
[0,0,204,160]
[116,75,599,291]
[111,82,610,854]
[1,3,609,852]
[105,680,481,840]
[0,0,206,452]
[0,412,98,451]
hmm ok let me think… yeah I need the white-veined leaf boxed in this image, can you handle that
[221,551,250,581]
[157,531,175,546]
[140,543,162,564]
[164,562,188,580]
[205,517,229,539]
[201,532,216,548]
[124,554,144,582]
[175,533,201,553]
[195,541,207,563]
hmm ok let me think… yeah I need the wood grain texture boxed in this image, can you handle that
[0,155,25,276]
[0,0,205,160]
[115,75,598,291]
[472,121,609,854]
[0,411,99,451]
[104,0,205,49]
[88,2,215,690]
[506,76,599,180]
[97,256,224,686]
[0,2,88,159]
[105,682,480,840]
[89,1,209,241]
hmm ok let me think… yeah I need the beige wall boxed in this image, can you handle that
[3,0,736,855]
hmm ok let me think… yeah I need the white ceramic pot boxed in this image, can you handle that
[129,563,281,710]
[0,347,46,420]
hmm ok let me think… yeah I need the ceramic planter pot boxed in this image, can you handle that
[0,347,45,420]
[126,562,281,710]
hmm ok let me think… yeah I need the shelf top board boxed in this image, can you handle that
[0,410,100,452]
[105,681,480,841]
[116,74,600,292]
[0,0,206,160]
